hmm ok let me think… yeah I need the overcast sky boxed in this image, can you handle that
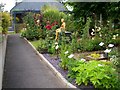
[0,0,22,12]
[1,0,118,12]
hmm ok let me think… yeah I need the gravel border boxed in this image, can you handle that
[24,38,77,88]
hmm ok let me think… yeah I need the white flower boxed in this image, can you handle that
[104,49,111,53]
[100,34,102,37]
[65,51,69,54]
[108,44,114,48]
[80,58,86,62]
[24,28,27,30]
[36,19,40,23]
[116,34,119,37]
[113,35,116,38]
[98,27,101,30]
[116,34,119,36]
[95,26,97,28]
[68,54,74,58]
[91,32,95,35]
[98,64,103,67]
[92,37,95,40]
[98,21,101,23]
[112,37,116,40]
[55,42,58,45]
[92,29,95,32]
[112,35,116,39]
[97,27,101,31]
[99,42,104,46]
[55,45,59,50]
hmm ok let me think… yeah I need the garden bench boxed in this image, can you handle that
[59,31,72,42]
[64,31,72,41]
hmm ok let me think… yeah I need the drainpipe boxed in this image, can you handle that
[13,13,16,32]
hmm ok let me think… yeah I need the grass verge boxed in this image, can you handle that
[30,40,40,49]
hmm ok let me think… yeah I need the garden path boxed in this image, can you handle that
[2,34,66,88]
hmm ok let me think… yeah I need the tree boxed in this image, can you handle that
[65,2,120,21]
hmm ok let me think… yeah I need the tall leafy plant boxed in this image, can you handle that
[82,17,91,39]
[59,43,73,70]
[68,60,120,89]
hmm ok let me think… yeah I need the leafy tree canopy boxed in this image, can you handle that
[65,2,120,20]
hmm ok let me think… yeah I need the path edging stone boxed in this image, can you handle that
[24,38,77,88]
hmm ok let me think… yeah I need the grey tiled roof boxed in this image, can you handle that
[10,1,67,13]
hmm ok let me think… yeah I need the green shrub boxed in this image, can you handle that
[21,30,27,37]
[42,5,74,31]
[25,27,41,40]
[37,39,48,53]
[99,26,119,45]
[46,39,56,54]
[15,24,26,33]
[78,38,104,52]
[42,5,66,25]
[91,38,105,51]
[21,13,42,40]
[78,39,95,52]
[68,60,120,89]
[47,43,56,54]
[1,12,11,34]
[109,47,120,73]
[0,15,3,33]
[35,37,56,54]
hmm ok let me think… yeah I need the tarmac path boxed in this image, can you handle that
[2,34,66,88]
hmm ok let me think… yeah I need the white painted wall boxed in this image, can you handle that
[0,42,2,90]
[0,35,7,90]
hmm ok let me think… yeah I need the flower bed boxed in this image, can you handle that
[29,38,120,89]
[21,5,120,89]
[42,52,119,89]
[42,53,96,89]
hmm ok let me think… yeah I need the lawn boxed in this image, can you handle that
[30,40,40,49]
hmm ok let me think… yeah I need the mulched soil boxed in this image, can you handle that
[43,54,68,78]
